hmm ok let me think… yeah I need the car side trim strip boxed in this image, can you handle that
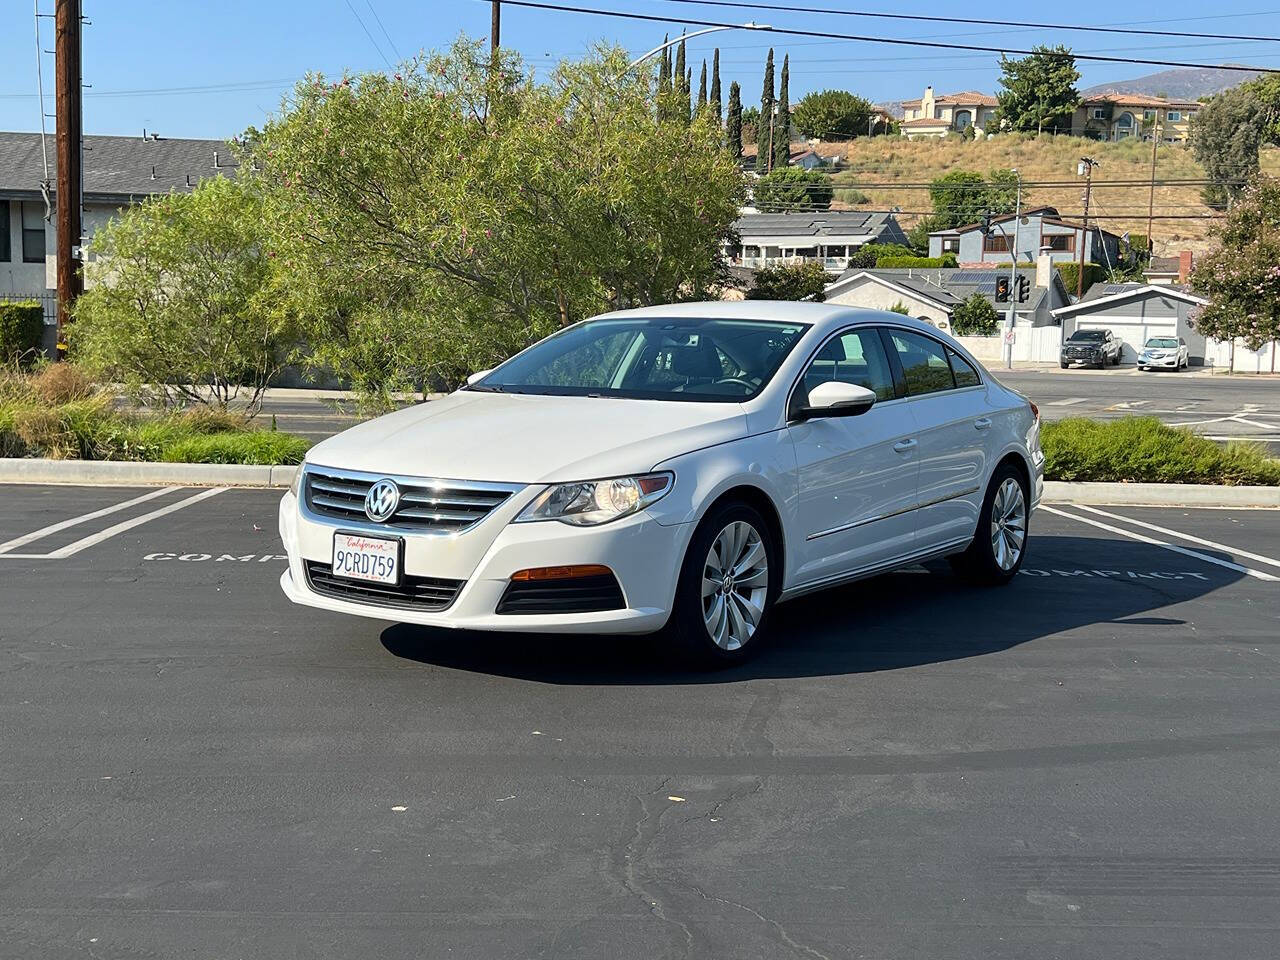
[781,535,976,601]
[805,485,981,541]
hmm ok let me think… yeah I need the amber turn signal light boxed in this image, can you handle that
[510,564,612,581]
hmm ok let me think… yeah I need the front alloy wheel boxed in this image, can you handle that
[702,520,769,651]
[949,462,1030,585]
[669,501,778,665]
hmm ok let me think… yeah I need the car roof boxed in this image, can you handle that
[589,301,944,337]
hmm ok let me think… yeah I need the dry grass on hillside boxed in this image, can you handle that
[826,135,1280,255]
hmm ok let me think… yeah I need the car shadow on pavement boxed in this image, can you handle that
[379,535,1241,684]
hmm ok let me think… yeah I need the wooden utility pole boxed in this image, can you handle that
[490,1,500,56]
[1076,156,1098,298]
[1145,115,1161,255]
[54,0,83,355]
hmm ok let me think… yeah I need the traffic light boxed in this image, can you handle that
[995,276,1010,302]
[980,210,993,235]
[1016,274,1030,302]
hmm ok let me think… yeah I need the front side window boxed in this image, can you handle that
[887,330,955,396]
[799,328,896,405]
[21,202,44,263]
[471,317,808,402]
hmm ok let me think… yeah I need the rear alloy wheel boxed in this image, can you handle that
[949,463,1029,585]
[667,502,777,665]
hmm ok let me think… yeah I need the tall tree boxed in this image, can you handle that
[685,68,693,124]
[1192,86,1266,208]
[674,38,688,123]
[657,37,670,122]
[995,45,1080,134]
[249,40,746,396]
[696,60,707,118]
[773,53,791,172]
[709,49,722,124]
[1191,176,1280,349]
[755,167,833,212]
[726,80,743,160]
[757,48,775,174]
[792,89,876,140]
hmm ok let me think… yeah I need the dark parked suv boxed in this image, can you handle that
[1061,329,1123,369]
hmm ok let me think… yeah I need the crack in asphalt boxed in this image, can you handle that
[666,875,834,960]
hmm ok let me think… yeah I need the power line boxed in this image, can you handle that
[342,0,394,69]
[651,0,1280,44]
[363,0,403,61]
[492,0,1280,73]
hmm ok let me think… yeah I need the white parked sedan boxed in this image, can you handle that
[1137,336,1190,371]
[279,302,1043,663]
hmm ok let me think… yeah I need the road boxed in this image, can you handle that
[252,370,1280,451]
[3,485,1280,958]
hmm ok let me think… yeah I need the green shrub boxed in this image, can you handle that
[951,293,1000,335]
[834,187,870,205]
[747,261,831,302]
[0,302,45,364]
[1055,262,1107,296]
[875,254,957,268]
[1042,417,1280,485]
[160,432,310,465]
[848,243,920,268]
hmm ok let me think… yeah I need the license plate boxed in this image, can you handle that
[332,532,402,585]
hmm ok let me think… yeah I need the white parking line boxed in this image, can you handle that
[1072,504,1280,571]
[0,487,177,556]
[1047,397,1089,406]
[1040,506,1280,582]
[44,488,227,558]
[0,487,227,560]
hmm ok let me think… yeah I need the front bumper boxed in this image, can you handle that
[277,489,687,634]
[1139,354,1178,368]
[1061,352,1104,367]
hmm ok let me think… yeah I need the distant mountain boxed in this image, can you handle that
[876,100,904,120]
[1082,66,1260,101]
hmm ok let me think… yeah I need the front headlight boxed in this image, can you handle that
[289,463,305,497]
[516,472,673,526]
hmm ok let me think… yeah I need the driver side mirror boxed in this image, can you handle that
[794,381,878,421]
[465,369,493,386]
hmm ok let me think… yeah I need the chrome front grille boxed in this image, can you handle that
[303,466,519,532]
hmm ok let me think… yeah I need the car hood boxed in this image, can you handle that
[305,391,749,484]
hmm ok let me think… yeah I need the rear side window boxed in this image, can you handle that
[886,330,954,396]
[801,329,896,403]
[948,349,980,388]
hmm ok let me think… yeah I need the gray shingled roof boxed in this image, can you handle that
[735,211,908,245]
[0,132,235,200]
[832,266,1051,312]
[1077,281,1194,304]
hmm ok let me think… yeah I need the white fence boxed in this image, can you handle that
[951,323,1063,364]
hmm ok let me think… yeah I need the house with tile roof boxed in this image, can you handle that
[1071,93,1201,142]
[0,131,234,334]
[899,87,999,139]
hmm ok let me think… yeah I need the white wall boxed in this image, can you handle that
[1206,339,1280,373]
[953,321,1062,363]
[825,278,951,327]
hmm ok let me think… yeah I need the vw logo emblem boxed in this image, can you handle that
[364,479,400,523]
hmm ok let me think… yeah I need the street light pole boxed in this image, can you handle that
[623,22,770,75]
[1004,169,1022,370]
[1077,156,1099,298]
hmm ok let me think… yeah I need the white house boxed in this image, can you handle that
[728,211,909,272]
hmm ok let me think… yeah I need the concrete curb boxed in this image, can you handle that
[1,460,1278,506]
[0,458,295,488]
[1042,480,1280,508]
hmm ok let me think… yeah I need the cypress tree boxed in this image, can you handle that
[696,60,707,118]
[726,80,743,160]
[774,53,791,172]
[657,36,670,122]
[709,49,722,124]
[685,67,693,122]
[757,48,774,174]
[674,38,687,123]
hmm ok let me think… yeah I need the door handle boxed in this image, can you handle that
[974,417,992,430]
[893,438,917,453]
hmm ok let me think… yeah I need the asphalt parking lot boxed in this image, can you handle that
[3,485,1280,959]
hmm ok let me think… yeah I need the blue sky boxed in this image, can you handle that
[2,0,1278,139]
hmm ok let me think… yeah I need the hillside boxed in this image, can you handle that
[1081,66,1259,100]
[827,136,1280,255]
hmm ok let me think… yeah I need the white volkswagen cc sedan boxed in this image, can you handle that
[280,302,1043,663]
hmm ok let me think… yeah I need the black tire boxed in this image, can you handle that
[1060,361,1068,369]
[664,500,780,666]
[948,462,1030,586]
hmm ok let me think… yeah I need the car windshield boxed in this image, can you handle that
[1069,331,1106,342]
[468,317,809,402]
[1146,338,1178,348]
